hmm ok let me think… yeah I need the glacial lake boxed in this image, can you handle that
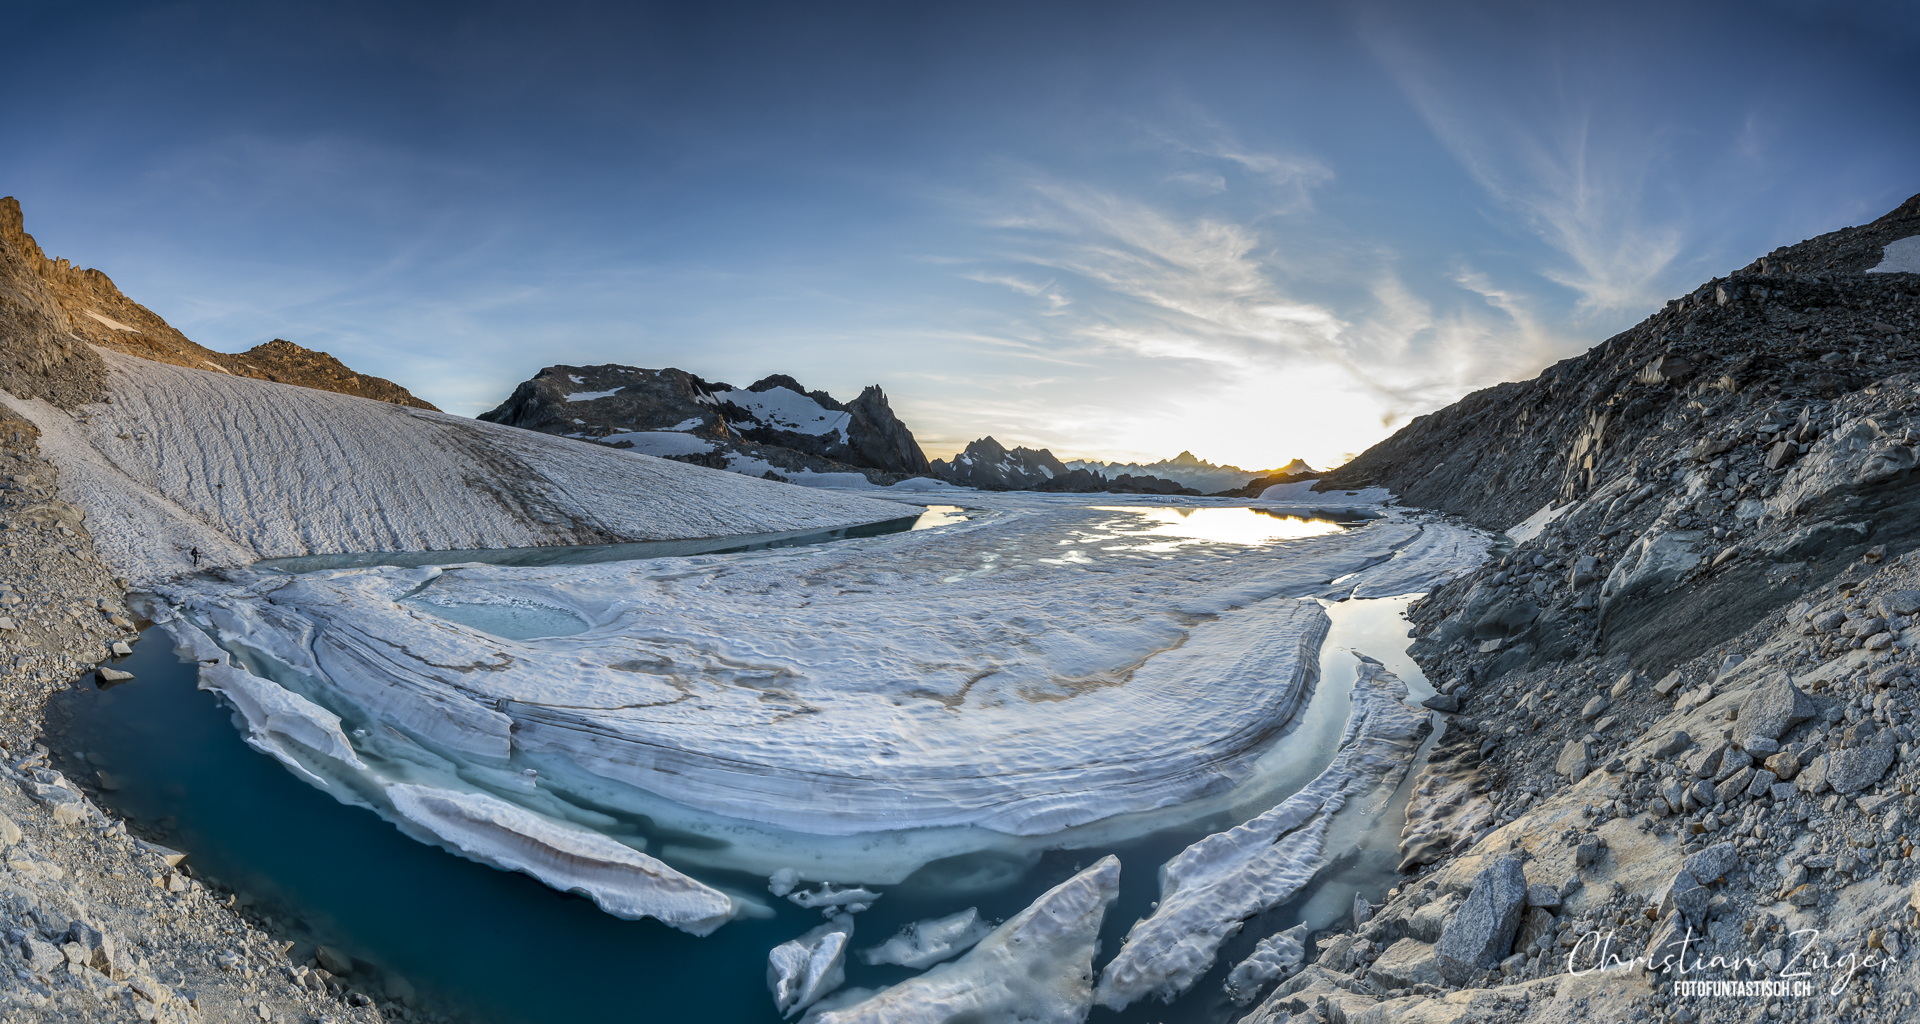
[45,506,1441,1024]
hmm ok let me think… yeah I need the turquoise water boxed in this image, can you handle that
[45,593,1430,1024]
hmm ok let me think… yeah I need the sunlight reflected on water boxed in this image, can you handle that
[1095,506,1346,548]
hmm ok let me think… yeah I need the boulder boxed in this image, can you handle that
[1652,730,1692,757]
[1556,740,1592,781]
[1643,913,1692,973]
[1421,692,1460,714]
[1366,939,1443,991]
[1682,843,1738,884]
[1659,871,1709,926]
[1525,883,1562,908]
[1826,741,1896,796]
[1433,855,1527,984]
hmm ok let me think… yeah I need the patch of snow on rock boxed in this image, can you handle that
[1868,235,1920,274]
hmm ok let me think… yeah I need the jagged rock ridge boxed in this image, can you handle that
[478,363,934,484]
[933,436,1200,494]
[1319,193,1920,676]
[0,197,437,410]
[1064,451,1313,494]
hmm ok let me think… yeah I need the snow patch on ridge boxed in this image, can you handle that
[1868,235,1920,274]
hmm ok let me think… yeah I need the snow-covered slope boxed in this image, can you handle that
[0,350,918,583]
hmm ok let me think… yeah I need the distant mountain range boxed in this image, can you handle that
[478,361,1319,494]
[1063,451,1314,494]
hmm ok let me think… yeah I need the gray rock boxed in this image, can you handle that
[1525,883,1561,908]
[1405,895,1458,943]
[110,640,132,656]
[1747,769,1779,798]
[1688,741,1728,778]
[1687,779,1719,810]
[1421,692,1460,713]
[1643,913,1693,973]
[1796,753,1831,794]
[1745,736,1781,755]
[315,945,353,976]
[1366,938,1443,991]
[1682,843,1738,884]
[1769,782,1797,801]
[1659,870,1710,926]
[1556,740,1592,781]
[95,667,133,685]
[1881,590,1920,617]
[1580,696,1608,721]
[1653,730,1692,757]
[1610,671,1643,698]
[1719,766,1755,799]
[1352,892,1373,929]
[21,935,62,973]
[1434,855,1528,984]
[1514,906,1556,955]
[0,812,20,847]
[1575,838,1602,869]
[1654,671,1685,696]
[1826,741,1896,795]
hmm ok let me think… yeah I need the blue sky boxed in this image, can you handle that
[5,0,1918,469]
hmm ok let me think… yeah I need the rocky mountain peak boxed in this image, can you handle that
[0,196,436,411]
[479,362,935,484]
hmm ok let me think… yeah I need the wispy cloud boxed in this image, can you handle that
[1364,26,1683,317]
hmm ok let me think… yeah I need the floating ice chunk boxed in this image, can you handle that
[768,867,801,897]
[769,914,854,1018]
[1255,480,1392,506]
[857,907,993,969]
[385,784,735,936]
[1223,922,1309,1004]
[1343,522,1491,600]
[788,883,882,910]
[193,662,366,787]
[1505,501,1573,544]
[1093,659,1431,1010]
[805,856,1119,1024]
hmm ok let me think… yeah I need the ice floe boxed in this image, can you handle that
[1223,921,1309,1003]
[1092,657,1432,1010]
[803,856,1118,1024]
[856,908,993,969]
[152,499,1483,893]
[769,915,855,1017]
[0,350,914,583]
[386,784,737,935]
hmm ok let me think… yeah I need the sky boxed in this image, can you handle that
[4,0,1919,470]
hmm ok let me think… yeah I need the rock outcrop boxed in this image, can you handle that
[0,196,436,410]
[1064,451,1311,494]
[1227,196,1920,1024]
[478,363,935,484]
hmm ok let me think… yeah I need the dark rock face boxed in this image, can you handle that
[1433,855,1527,983]
[479,363,936,483]
[845,386,933,476]
[1377,195,1920,677]
[1317,192,1920,532]
[931,437,1199,493]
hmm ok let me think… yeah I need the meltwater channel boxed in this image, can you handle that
[44,505,1451,1024]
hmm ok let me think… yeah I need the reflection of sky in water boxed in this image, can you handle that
[910,504,969,530]
[1092,506,1345,550]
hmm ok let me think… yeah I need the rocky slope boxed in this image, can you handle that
[0,405,386,1024]
[932,436,1199,493]
[479,363,933,484]
[1218,198,1920,1024]
[1,197,435,411]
